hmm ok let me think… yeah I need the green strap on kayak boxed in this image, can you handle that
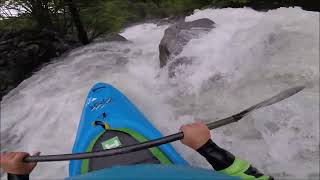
[81,131,104,174]
[81,128,172,174]
[218,158,270,180]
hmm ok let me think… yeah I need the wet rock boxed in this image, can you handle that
[156,15,186,26]
[159,18,215,68]
[0,30,80,99]
[94,33,128,42]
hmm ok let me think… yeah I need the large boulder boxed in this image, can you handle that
[159,18,215,68]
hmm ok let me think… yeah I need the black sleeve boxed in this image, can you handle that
[197,139,274,180]
[196,139,235,171]
[7,174,29,180]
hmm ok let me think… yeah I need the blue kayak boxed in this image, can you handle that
[69,83,188,177]
[67,164,239,180]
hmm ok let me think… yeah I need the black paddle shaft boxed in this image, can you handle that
[22,113,246,162]
[23,117,239,162]
[24,85,305,162]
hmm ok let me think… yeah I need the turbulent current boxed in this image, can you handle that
[1,7,319,179]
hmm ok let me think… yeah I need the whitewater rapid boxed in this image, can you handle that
[1,7,319,179]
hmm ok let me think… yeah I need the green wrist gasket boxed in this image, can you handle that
[218,158,270,180]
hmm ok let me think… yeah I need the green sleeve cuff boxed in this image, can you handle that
[218,158,270,180]
[218,158,250,176]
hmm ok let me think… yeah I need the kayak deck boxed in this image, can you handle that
[69,83,187,176]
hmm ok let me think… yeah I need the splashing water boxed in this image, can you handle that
[1,7,319,179]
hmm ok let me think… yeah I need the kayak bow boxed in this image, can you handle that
[24,85,305,163]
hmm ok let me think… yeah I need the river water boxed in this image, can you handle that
[1,7,319,179]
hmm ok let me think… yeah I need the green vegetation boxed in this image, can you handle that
[0,0,213,43]
[0,0,318,43]
[0,0,317,97]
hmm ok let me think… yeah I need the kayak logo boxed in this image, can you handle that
[88,98,111,111]
[101,136,122,150]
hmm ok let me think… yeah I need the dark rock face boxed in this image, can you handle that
[159,18,215,68]
[94,33,128,42]
[0,30,80,99]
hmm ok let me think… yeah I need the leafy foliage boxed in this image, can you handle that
[0,0,318,42]
[78,0,127,39]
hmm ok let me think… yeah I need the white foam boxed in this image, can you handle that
[1,7,319,179]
